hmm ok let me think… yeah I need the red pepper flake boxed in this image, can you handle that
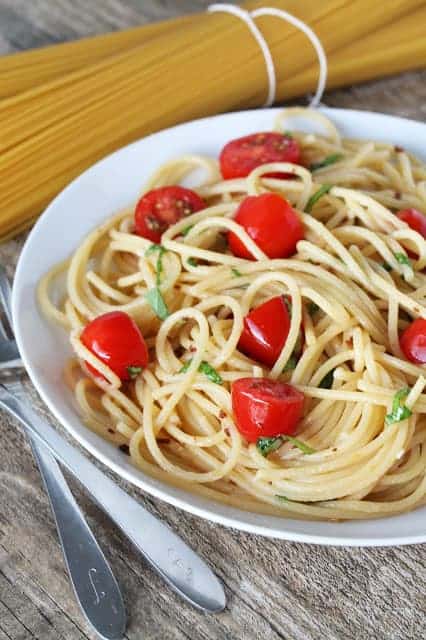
[189,345,197,353]
[108,428,115,435]
[224,427,230,436]
[119,444,130,456]
[219,410,226,419]
[394,191,402,200]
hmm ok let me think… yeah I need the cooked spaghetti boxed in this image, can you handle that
[38,108,426,521]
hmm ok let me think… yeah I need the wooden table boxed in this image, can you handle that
[0,2,425,639]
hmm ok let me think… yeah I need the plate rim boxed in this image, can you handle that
[12,106,426,546]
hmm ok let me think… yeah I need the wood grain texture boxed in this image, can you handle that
[0,2,425,639]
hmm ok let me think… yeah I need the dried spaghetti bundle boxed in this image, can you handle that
[0,0,425,240]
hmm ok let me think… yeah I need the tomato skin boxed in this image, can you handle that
[397,208,426,239]
[238,296,291,367]
[134,186,205,242]
[232,378,304,442]
[400,318,426,364]
[228,193,304,260]
[219,132,301,180]
[81,311,149,381]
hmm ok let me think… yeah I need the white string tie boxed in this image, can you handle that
[207,3,327,108]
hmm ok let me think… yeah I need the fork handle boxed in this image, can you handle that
[0,386,226,613]
[29,435,126,640]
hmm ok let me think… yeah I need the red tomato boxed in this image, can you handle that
[219,132,301,180]
[81,311,149,381]
[232,378,304,442]
[238,296,291,367]
[400,318,426,364]
[397,208,426,239]
[228,193,304,260]
[134,186,205,243]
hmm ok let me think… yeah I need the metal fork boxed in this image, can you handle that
[0,267,126,640]
[0,267,226,615]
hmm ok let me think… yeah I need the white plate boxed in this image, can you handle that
[12,107,426,546]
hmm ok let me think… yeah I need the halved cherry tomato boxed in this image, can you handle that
[397,208,426,239]
[400,318,426,364]
[219,132,301,180]
[232,378,304,442]
[238,296,291,367]
[228,193,304,260]
[81,311,149,381]
[134,186,205,243]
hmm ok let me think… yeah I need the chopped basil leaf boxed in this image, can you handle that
[283,435,316,454]
[319,369,334,389]
[394,252,412,268]
[382,262,392,272]
[293,332,303,358]
[308,301,319,316]
[145,287,169,320]
[283,296,292,316]
[145,243,167,286]
[231,267,243,277]
[145,243,163,256]
[283,131,293,139]
[257,436,283,456]
[276,494,291,503]
[127,365,143,379]
[306,184,333,213]
[181,224,194,237]
[309,153,343,172]
[180,359,192,373]
[199,361,223,385]
[282,330,303,373]
[187,257,198,267]
[180,359,223,384]
[283,355,297,372]
[385,387,412,425]
[257,435,315,456]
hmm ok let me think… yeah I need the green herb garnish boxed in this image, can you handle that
[127,366,143,379]
[284,435,316,455]
[145,244,167,286]
[283,331,303,373]
[181,224,194,237]
[276,495,291,503]
[199,361,223,384]
[385,387,412,425]
[231,267,243,277]
[283,296,292,316]
[179,359,223,384]
[382,262,392,272]
[257,435,316,457]
[307,301,320,316]
[284,131,293,139]
[187,257,198,267]
[306,184,333,213]
[283,356,298,372]
[257,436,283,456]
[309,153,343,172]
[180,360,192,374]
[394,253,412,269]
[145,287,169,320]
[145,243,163,256]
[319,369,335,389]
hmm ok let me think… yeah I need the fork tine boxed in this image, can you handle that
[0,265,13,335]
[0,266,22,368]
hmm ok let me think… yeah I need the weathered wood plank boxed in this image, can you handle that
[0,2,425,640]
